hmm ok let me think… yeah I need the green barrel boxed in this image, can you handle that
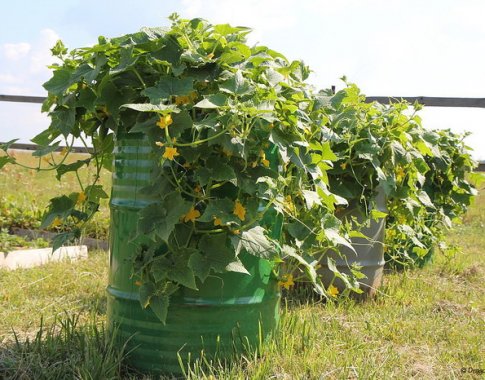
[107,134,280,375]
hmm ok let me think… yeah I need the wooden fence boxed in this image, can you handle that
[1,94,484,170]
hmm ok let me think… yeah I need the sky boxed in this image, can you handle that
[1,0,484,159]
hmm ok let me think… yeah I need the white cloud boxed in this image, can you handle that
[2,42,31,60]
[0,28,61,95]
[30,29,61,74]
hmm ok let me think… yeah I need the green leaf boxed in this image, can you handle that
[0,156,15,169]
[149,294,170,324]
[120,103,179,113]
[49,106,76,138]
[41,195,76,229]
[85,185,109,202]
[138,192,191,242]
[206,156,236,182]
[321,142,338,161]
[32,142,61,157]
[417,190,435,208]
[324,228,355,253]
[56,159,91,180]
[0,139,19,151]
[189,233,244,281]
[238,226,276,260]
[370,209,387,220]
[282,245,324,295]
[166,250,198,290]
[188,252,212,282]
[43,68,73,95]
[139,282,156,308]
[194,94,228,109]
[198,198,236,224]
[31,128,60,146]
[219,42,251,64]
[219,70,254,95]
[301,190,321,209]
[170,110,193,137]
[225,259,249,275]
[142,77,194,103]
[265,68,285,87]
[52,231,78,252]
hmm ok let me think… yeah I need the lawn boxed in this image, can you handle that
[0,151,484,379]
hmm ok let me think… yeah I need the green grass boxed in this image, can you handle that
[0,150,111,239]
[0,155,484,379]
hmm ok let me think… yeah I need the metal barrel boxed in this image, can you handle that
[319,191,387,298]
[106,133,280,374]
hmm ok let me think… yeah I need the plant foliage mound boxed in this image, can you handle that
[0,15,359,320]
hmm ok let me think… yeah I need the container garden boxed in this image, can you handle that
[318,190,386,298]
[107,133,281,373]
[7,15,340,375]
[384,129,477,269]
[314,84,434,297]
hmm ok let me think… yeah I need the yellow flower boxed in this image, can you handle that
[77,191,87,204]
[155,141,164,147]
[194,185,201,193]
[231,229,241,235]
[59,147,68,156]
[233,200,246,221]
[278,274,295,290]
[283,195,295,214]
[175,95,190,105]
[163,147,179,161]
[213,217,223,226]
[156,114,173,129]
[50,217,62,228]
[134,280,142,287]
[260,151,270,168]
[327,284,340,298]
[207,53,214,59]
[183,207,201,223]
[340,162,348,170]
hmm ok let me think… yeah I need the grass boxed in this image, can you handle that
[0,153,484,379]
[0,150,111,240]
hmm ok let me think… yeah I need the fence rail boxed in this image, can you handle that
[365,96,485,108]
[2,94,485,108]
[1,94,484,170]
[0,94,45,104]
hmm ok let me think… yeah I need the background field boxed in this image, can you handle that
[0,151,484,379]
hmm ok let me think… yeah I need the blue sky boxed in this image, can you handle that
[1,0,484,158]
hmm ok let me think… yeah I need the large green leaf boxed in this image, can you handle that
[194,94,227,109]
[120,102,179,113]
[166,249,198,290]
[56,159,91,180]
[238,226,276,260]
[189,233,248,282]
[138,192,192,242]
[41,195,76,229]
[199,198,239,226]
[142,77,194,103]
[219,70,254,95]
[43,68,73,95]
